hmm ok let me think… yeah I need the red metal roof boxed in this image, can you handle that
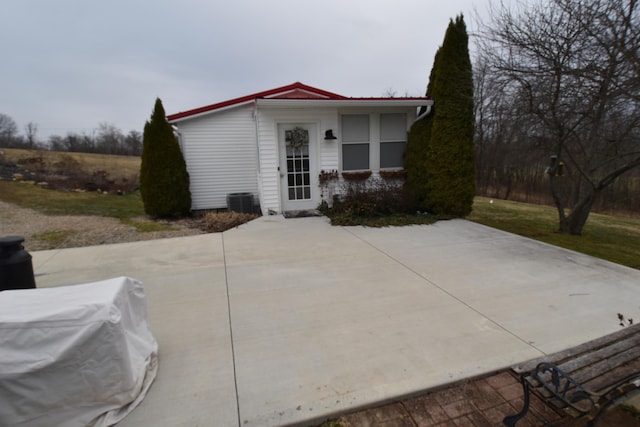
[167,82,430,121]
[167,82,348,121]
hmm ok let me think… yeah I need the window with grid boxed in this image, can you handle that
[285,130,311,200]
[380,113,407,169]
[341,114,370,171]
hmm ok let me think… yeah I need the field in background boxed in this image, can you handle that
[1,148,141,180]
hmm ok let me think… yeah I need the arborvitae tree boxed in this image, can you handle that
[405,49,440,210]
[140,98,191,217]
[425,15,475,217]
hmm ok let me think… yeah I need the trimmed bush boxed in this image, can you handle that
[406,48,439,211]
[140,98,191,217]
[425,15,475,217]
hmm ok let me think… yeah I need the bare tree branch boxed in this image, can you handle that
[476,0,640,234]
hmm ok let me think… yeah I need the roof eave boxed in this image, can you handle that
[167,82,349,122]
[255,98,433,108]
[168,100,255,123]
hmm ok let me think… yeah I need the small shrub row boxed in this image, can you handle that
[327,179,416,217]
[320,178,438,226]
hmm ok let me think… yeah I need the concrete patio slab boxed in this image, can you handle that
[32,234,239,427]
[222,218,542,426]
[346,221,640,354]
[27,217,640,427]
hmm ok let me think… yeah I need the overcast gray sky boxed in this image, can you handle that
[2,0,491,141]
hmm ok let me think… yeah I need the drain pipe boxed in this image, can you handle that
[172,125,185,152]
[253,101,264,215]
[253,101,261,173]
[414,104,433,122]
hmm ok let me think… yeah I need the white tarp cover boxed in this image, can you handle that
[0,277,158,427]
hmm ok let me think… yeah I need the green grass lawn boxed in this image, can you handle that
[0,180,144,219]
[468,197,640,270]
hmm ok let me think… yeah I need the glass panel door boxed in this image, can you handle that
[285,127,311,201]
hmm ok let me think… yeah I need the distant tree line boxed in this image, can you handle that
[0,113,142,156]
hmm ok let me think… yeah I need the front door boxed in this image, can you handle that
[279,124,318,212]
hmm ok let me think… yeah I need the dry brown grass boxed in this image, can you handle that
[199,212,258,232]
[1,148,140,180]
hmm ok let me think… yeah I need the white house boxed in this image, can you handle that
[167,82,432,215]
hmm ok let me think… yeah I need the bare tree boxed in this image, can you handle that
[96,122,125,154]
[0,113,19,145]
[24,122,38,147]
[382,87,397,98]
[474,54,549,201]
[124,130,143,156]
[478,0,640,234]
[45,124,141,156]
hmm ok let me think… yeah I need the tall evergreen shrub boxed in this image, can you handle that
[425,15,475,217]
[405,49,440,210]
[140,98,191,217]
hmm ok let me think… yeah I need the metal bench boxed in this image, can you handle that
[504,323,640,426]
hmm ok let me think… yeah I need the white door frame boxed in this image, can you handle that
[278,123,319,212]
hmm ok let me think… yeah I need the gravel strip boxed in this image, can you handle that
[0,201,205,251]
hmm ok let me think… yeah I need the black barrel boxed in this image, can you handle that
[0,236,36,291]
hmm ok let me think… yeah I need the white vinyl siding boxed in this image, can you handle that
[177,106,258,210]
[173,101,418,214]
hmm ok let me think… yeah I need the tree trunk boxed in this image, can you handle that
[558,192,597,235]
[549,173,567,225]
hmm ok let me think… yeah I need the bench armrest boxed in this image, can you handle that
[533,362,595,413]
